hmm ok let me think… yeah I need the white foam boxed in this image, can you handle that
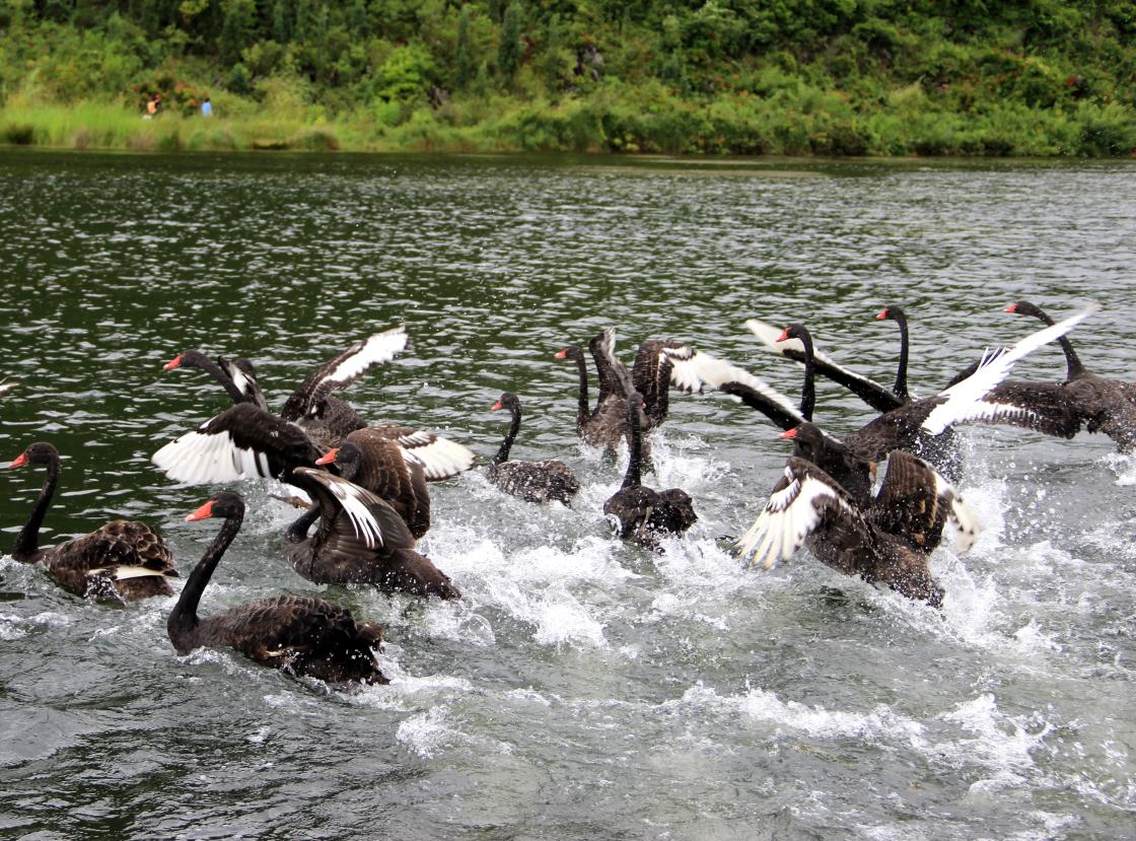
[395,705,458,758]
[1102,452,1136,486]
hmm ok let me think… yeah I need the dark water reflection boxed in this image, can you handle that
[0,150,1133,839]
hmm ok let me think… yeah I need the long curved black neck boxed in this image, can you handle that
[14,454,60,561]
[168,513,243,651]
[621,401,643,490]
[1029,307,1086,380]
[794,329,817,422]
[571,352,590,429]
[891,311,911,401]
[186,354,247,404]
[493,402,521,465]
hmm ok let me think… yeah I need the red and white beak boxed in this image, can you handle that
[491,400,503,411]
[163,354,184,371]
[875,308,889,320]
[185,500,214,521]
[314,448,340,466]
[554,349,567,360]
[775,328,791,343]
[1004,303,1019,314]
[779,427,800,440]
[7,452,28,468]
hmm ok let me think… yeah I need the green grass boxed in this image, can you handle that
[3,88,1134,158]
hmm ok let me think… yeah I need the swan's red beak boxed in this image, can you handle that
[491,400,503,411]
[875,308,889,320]
[7,452,27,468]
[775,328,791,343]
[315,448,339,466]
[779,427,800,440]
[163,354,183,371]
[185,500,214,521]
[1004,303,1019,314]
[554,349,567,360]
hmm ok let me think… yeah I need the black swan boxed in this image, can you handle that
[874,305,1083,440]
[164,350,267,409]
[285,467,460,599]
[771,314,1093,478]
[171,491,387,684]
[738,452,980,606]
[555,328,685,454]
[554,343,627,452]
[487,392,580,504]
[6,442,177,602]
[163,327,474,473]
[1006,300,1136,452]
[315,430,432,539]
[603,393,696,548]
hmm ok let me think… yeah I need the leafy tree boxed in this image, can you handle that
[455,5,476,90]
[498,0,523,80]
[219,0,256,65]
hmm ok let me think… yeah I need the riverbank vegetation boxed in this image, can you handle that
[1,1,1134,157]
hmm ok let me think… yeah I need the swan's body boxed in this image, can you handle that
[7,443,176,602]
[170,492,387,684]
[603,393,696,548]
[488,393,579,504]
[1006,301,1136,452]
[285,468,459,599]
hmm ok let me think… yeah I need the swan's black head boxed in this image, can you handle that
[164,349,210,372]
[776,323,812,345]
[554,345,583,362]
[185,490,245,522]
[875,305,906,323]
[7,441,60,469]
[315,443,362,480]
[779,423,828,459]
[491,392,521,414]
[1005,301,1050,322]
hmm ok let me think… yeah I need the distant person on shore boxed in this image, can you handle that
[144,93,160,119]
[201,97,213,117]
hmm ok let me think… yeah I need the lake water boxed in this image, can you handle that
[0,150,1133,839]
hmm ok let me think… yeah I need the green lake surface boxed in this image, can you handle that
[0,150,1133,839]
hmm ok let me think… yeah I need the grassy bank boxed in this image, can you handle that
[4,87,1134,157]
[2,3,1135,158]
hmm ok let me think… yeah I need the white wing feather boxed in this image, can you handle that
[314,326,409,397]
[737,468,845,570]
[922,306,1096,435]
[151,427,270,484]
[396,433,475,480]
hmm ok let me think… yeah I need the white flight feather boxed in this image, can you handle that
[85,565,168,580]
[662,348,803,420]
[930,470,981,553]
[397,435,475,480]
[323,476,384,548]
[317,326,408,394]
[737,469,842,570]
[228,365,253,396]
[151,426,270,484]
[921,306,1096,435]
